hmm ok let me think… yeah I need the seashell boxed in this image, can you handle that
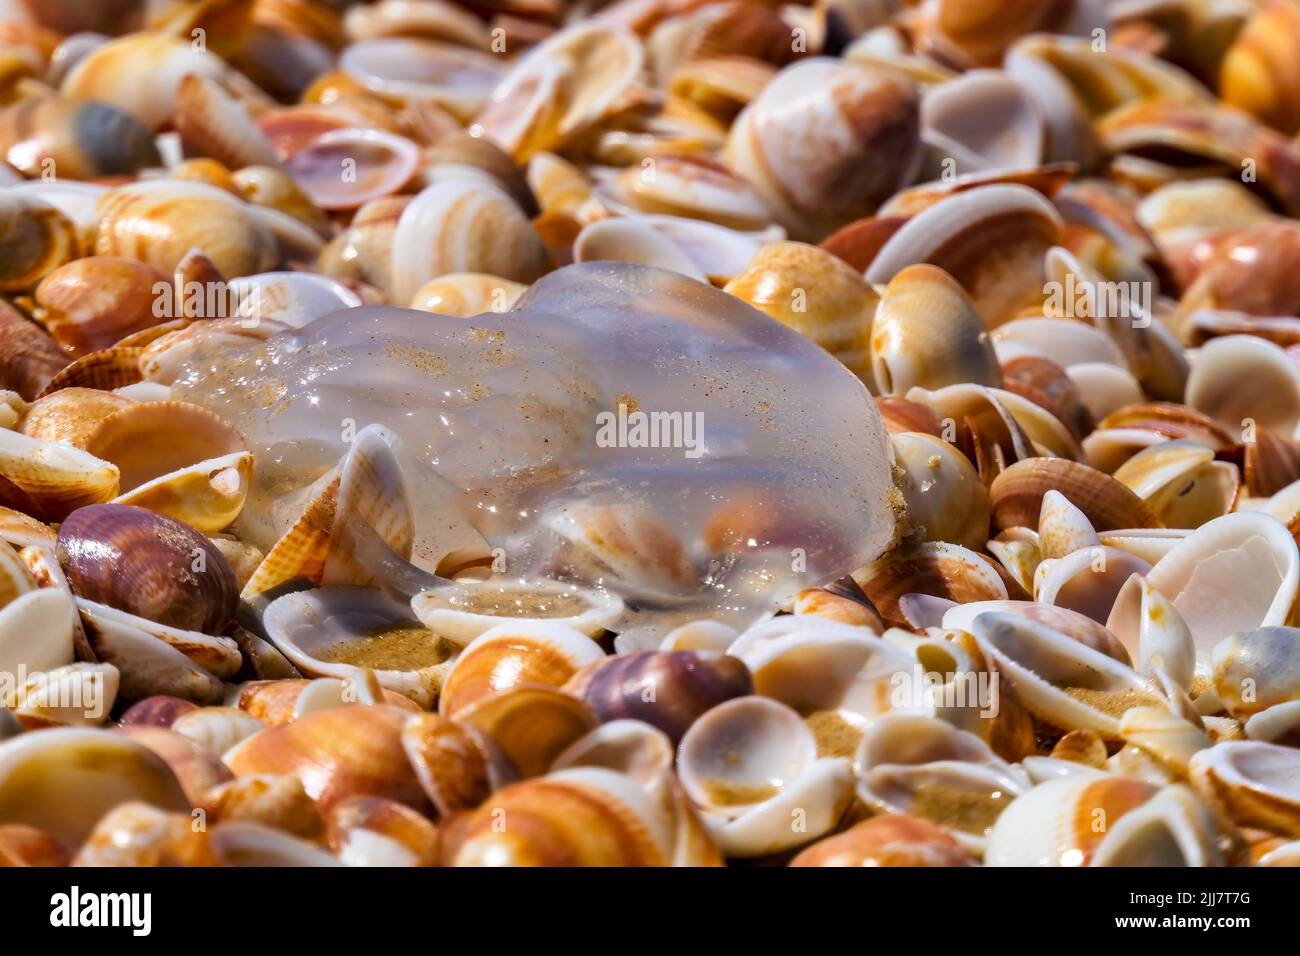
[1051,729,1109,770]
[170,706,265,760]
[1126,575,1196,693]
[1244,429,1300,499]
[0,300,66,402]
[117,725,233,804]
[854,543,1010,627]
[603,155,772,233]
[401,711,508,817]
[819,214,908,272]
[61,32,233,131]
[1112,440,1239,529]
[235,677,419,727]
[866,185,1063,327]
[95,180,279,280]
[455,684,599,779]
[118,695,199,730]
[1187,335,1300,436]
[790,813,975,867]
[677,695,854,858]
[33,257,171,357]
[57,503,238,635]
[225,704,432,813]
[1211,627,1300,720]
[0,728,190,845]
[82,399,246,493]
[985,775,1224,866]
[390,177,551,307]
[989,458,1160,533]
[871,264,1001,395]
[725,58,921,241]
[1000,355,1095,442]
[325,795,440,867]
[1220,0,1300,134]
[574,216,707,283]
[551,719,675,788]
[1107,512,1300,668]
[668,55,776,125]
[0,427,119,521]
[891,432,989,550]
[0,95,160,181]
[1135,180,1274,292]
[941,600,1133,666]
[339,36,505,121]
[199,774,324,840]
[0,824,71,867]
[231,165,332,237]
[1036,490,1100,561]
[471,24,642,162]
[174,73,280,172]
[1245,701,1300,747]
[111,451,252,534]
[992,315,1128,370]
[854,713,1031,853]
[264,587,457,709]
[969,611,1164,738]
[920,69,1044,175]
[437,620,606,719]
[565,650,752,743]
[72,802,217,867]
[1118,706,1212,778]
[447,766,683,866]
[1099,98,1300,215]
[344,0,492,48]
[409,273,527,316]
[8,662,118,729]
[659,619,739,654]
[209,821,344,867]
[793,584,885,632]
[0,191,78,293]
[285,127,419,212]
[1189,741,1300,837]
[723,241,878,381]
[921,0,1061,68]
[412,578,623,646]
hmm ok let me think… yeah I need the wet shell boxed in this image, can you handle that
[725,58,921,240]
[723,241,878,380]
[890,431,990,550]
[989,458,1160,533]
[224,704,431,813]
[95,180,279,280]
[565,651,753,744]
[0,96,161,181]
[0,191,78,293]
[790,814,974,867]
[871,263,1001,395]
[56,503,238,634]
[438,620,606,719]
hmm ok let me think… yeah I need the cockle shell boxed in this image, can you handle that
[725,58,921,241]
[264,587,457,709]
[677,695,854,858]
[95,180,278,279]
[790,814,974,867]
[989,457,1160,532]
[1186,335,1300,436]
[0,300,66,402]
[199,773,323,839]
[34,257,171,357]
[1189,741,1300,837]
[871,263,1001,395]
[723,241,878,381]
[1220,0,1300,134]
[890,431,990,550]
[551,719,675,787]
[7,662,118,729]
[920,68,1044,174]
[325,794,441,867]
[867,184,1063,327]
[61,32,233,131]
[0,728,189,845]
[854,543,1009,627]
[0,427,119,521]
[225,704,431,813]
[338,35,506,119]
[285,127,420,211]
[985,775,1225,866]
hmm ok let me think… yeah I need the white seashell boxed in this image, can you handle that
[920,69,1045,174]
[1186,335,1300,435]
[227,272,362,330]
[411,578,623,645]
[659,619,738,653]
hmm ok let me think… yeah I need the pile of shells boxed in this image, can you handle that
[3,0,1300,869]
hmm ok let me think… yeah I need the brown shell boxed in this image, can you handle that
[790,814,974,867]
[819,215,908,273]
[199,774,325,840]
[34,257,172,356]
[236,679,420,726]
[456,685,599,778]
[117,695,200,730]
[174,73,281,171]
[324,795,440,865]
[1000,355,1093,442]
[565,651,753,744]
[401,712,502,818]
[1244,429,1300,498]
[0,299,67,401]
[0,96,161,181]
[0,192,78,293]
[83,400,247,494]
[988,458,1161,533]
[71,802,217,867]
[225,704,432,814]
[0,824,71,867]
[35,346,145,398]
[56,503,239,634]
[116,726,234,804]
[20,388,135,449]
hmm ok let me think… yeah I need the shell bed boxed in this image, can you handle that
[0,0,1297,868]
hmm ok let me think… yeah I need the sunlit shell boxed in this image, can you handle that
[989,457,1160,533]
[890,431,990,550]
[285,127,420,211]
[790,814,974,867]
[1190,741,1300,837]
[339,36,506,119]
[174,72,280,172]
[0,191,78,293]
[854,543,1009,628]
[0,428,119,521]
